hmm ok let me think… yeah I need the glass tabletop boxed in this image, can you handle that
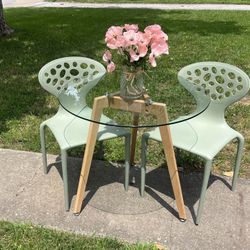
[58,85,210,128]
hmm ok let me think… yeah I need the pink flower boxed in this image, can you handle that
[123,30,139,46]
[144,24,162,34]
[151,40,169,56]
[150,31,168,45]
[138,44,148,57]
[145,25,168,45]
[105,26,125,49]
[103,50,116,72]
[107,61,116,72]
[106,37,126,49]
[103,50,112,63]
[129,44,148,62]
[129,49,139,62]
[138,31,151,46]
[115,35,126,47]
[105,26,123,41]
[149,53,157,67]
[124,24,139,32]
[103,23,169,71]
[105,38,115,49]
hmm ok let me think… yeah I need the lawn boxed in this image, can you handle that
[0,7,249,178]
[52,0,250,4]
[0,220,156,249]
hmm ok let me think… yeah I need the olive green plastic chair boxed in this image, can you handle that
[39,57,130,211]
[141,62,250,224]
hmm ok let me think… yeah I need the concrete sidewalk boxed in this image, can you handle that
[0,148,249,249]
[3,0,250,10]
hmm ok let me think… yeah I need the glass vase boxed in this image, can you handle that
[120,68,146,100]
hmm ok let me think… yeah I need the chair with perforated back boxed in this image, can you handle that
[140,62,250,224]
[39,57,131,211]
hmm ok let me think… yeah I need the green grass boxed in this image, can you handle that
[52,0,250,4]
[0,220,156,249]
[0,8,249,178]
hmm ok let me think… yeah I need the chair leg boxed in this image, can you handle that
[40,123,48,174]
[124,135,131,191]
[140,134,149,197]
[196,159,212,225]
[61,149,70,211]
[232,136,244,191]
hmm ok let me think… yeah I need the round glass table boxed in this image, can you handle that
[58,88,210,128]
[58,86,210,221]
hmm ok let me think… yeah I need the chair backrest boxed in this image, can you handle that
[38,57,106,110]
[178,62,250,122]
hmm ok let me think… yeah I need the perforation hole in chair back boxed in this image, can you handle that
[38,57,106,99]
[178,62,250,109]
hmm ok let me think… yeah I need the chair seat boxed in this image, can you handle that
[42,106,130,150]
[146,119,241,160]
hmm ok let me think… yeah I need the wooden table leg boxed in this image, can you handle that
[130,112,139,165]
[158,112,186,220]
[73,97,107,214]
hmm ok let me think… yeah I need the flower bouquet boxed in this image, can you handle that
[103,24,169,99]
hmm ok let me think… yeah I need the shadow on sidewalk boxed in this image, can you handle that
[47,156,232,223]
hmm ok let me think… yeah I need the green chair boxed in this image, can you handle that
[38,57,130,211]
[140,62,250,224]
